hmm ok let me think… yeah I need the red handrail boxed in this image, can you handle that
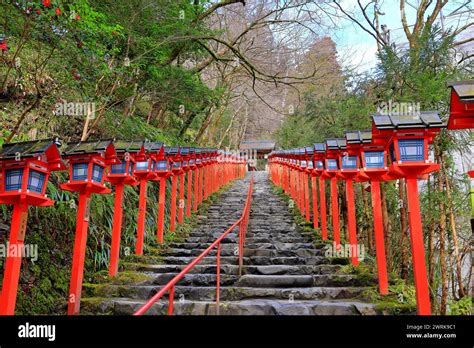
[133,176,254,316]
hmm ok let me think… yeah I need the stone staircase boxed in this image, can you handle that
[82,172,381,315]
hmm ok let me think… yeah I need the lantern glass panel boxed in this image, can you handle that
[92,164,104,182]
[151,160,156,172]
[111,162,126,174]
[398,139,424,162]
[189,159,195,166]
[327,159,338,170]
[316,161,324,169]
[128,162,134,176]
[301,160,307,167]
[172,161,181,169]
[72,163,88,181]
[27,170,46,194]
[364,151,384,168]
[5,168,24,191]
[156,160,168,172]
[307,161,313,168]
[135,161,149,171]
[342,156,357,169]
[196,159,201,164]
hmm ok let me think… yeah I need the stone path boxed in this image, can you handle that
[83,172,380,315]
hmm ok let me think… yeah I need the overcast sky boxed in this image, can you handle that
[331,1,473,73]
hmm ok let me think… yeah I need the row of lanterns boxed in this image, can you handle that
[0,140,247,315]
[268,80,473,316]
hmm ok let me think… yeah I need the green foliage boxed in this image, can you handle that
[449,296,472,315]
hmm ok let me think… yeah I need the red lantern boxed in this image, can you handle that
[150,143,170,244]
[131,142,157,256]
[313,143,327,240]
[447,80,474,130]
[372,112,445,315]
[61,140,119,315]
[106,140,142,277]
[0,139,66,315]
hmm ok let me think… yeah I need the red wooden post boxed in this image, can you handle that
[170,174,177,232]
[311,176,318,229]
[68,191,92,315]
[157,177,166,244]
[135,179,148,255]
[370,180,389,294]
[345,180,359,266]
[330,177,340,246]
[304,173,311,222]
[406,177,431,315]
[186,170,192,218]
[193,167,199,211]
[319,177,327,240]
[178,173,185,224]
[109,184,124,276]
[0,203,28,315]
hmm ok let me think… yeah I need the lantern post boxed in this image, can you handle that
[299,148,311,222]
[106,140,143,277]
[313,143,327,240]
[354,132,390,295]
[151,144,171,244]
[0,139,65,315]
[305,147,318,229]
[193,149,202,212]
[168,147,182,232]
[178,147,191,224]
[61,140,119,315]
[323,139,345,246]
[186,148,196,218]
[340,131,373,266]
[372,111,445,315]
[132,142,157,255]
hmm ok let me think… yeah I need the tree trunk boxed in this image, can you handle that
[441,156,466,298]
[436,150,448,315]
[399,179,409,280]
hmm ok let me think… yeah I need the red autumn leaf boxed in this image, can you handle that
[42,0,51,7]
[55,8,61,16]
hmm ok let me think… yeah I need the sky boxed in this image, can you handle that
[330,0,473,73]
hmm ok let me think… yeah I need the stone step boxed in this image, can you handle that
[84,284,367,301]
[235,274,376,288]
[164,247,324,258]
[160,255,346,266]
[124,263,341,276]
[82,298,380,315]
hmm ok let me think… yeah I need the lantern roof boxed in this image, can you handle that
[372,112,444,130]
[305,146,314,155]
[314,143,326,153]
[62,139,118,165]
[63,139,113,156]
[165,147,180,156]
[148,142,164,152]
[113,140,145,154]
[326,138,346,150]
[0,138,62,160]
[447,80,474,101]
[345,130,372,144]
